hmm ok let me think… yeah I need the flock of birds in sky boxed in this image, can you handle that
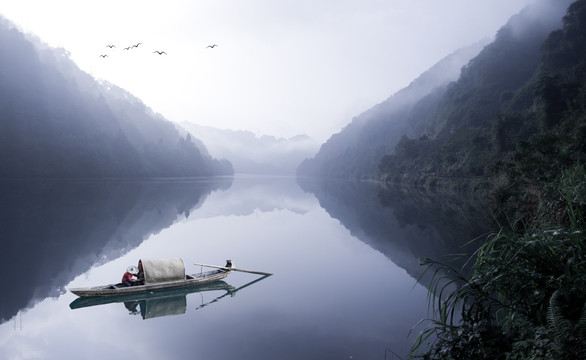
[98,43,218,58]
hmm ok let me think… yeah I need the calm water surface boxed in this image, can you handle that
[0,176,493,359]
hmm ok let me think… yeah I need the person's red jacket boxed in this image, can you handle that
[122,272,136,283]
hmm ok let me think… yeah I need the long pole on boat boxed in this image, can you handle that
[193,263,273,276]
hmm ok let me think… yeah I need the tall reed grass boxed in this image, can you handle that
[409,165,586,359]
[410,228,585,359]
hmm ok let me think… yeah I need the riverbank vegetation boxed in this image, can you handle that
[410,166,585,359]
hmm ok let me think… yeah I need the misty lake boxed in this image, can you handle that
[0,176,495,360]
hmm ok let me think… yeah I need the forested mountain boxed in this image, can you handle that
[297,0,583,229]
[378,0,583,229]
[296,40,489,179]
[390,2,585,356]
[0,17,233,178]
[178,122,319,175]
[298,0,577,185]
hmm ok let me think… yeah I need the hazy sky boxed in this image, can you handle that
[2,0,534,142]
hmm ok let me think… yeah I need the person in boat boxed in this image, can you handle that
[122,265,140,286]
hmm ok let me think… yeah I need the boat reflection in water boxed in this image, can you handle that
[69,276,270,320]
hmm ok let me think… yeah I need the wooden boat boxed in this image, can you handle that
[69,280,236,310]
[70,273,271,319]
[69,258,233,298]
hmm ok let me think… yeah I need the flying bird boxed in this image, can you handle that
[153,51,167,55]
[106,45,115,48]
[206,44,218,48]
[123,46,131,50]
[132,42,143,48]
[99,54,108,58]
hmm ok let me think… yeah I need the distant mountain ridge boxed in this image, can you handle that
[0,16,232,178]
[179,122,319,175]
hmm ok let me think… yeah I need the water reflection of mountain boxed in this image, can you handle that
[0,178,232,323]
[297,178,495,286]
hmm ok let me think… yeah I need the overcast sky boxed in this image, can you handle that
[2,0,535,142]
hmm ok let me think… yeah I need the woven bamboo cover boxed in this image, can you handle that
[141,258,185,284]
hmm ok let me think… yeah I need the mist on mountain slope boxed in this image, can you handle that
[179,122,319,175]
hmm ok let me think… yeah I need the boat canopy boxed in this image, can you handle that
[141,258,185,284]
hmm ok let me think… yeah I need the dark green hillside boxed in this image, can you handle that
[0,18,232,178]
[297,41,487,179]
[494,0,586,229]
[399,3,586,357]
[378,0,584,229]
